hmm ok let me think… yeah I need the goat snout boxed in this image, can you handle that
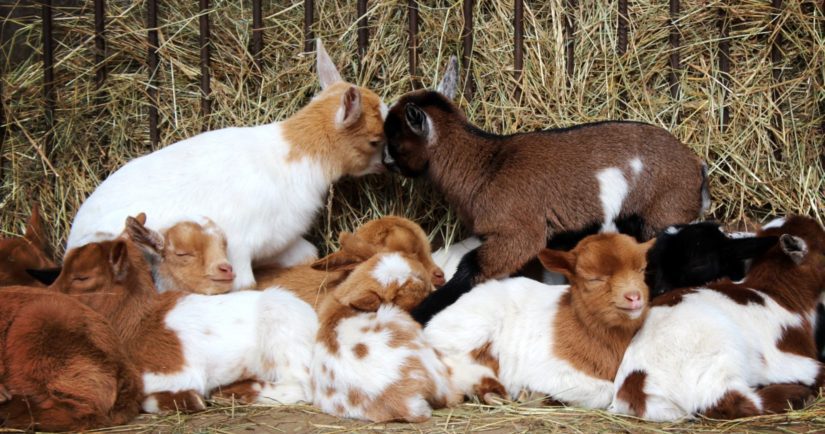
[382,144,400,172]
[211,263,235,282]
[619,290,644,311]
[432,269,446,287]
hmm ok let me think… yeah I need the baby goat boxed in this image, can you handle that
[425,233,653,408]
[0,205,57,287]
[382,57,709,324]
[610,215,825,421]
[311,236,461,422]
[67,40,387,290]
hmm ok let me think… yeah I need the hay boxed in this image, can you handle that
[0,0,823,252]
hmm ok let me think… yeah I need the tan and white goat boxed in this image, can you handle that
[425,233,653,408]
[310,234,461,422]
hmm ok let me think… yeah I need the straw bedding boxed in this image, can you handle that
[0,0,823,431]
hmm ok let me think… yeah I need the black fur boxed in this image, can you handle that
[412,248,481,325]
[547,214,646,251]
[645,222,778,298]
[26,267,62,286]
[815,304,825,362]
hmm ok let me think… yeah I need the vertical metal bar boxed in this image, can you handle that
[252,0,263,71]
[461,0,475,99]
[199,0,211,128]
[94,0,106,89]
[564,0,576,80]
[42,0,55,156]
[304,0,314,53]
[668,0,680,101]
[717,6,730,130]
[357,0,368,60]
[617,0,628,113]
[770,0,783,160]
[147,0,159,147]
[408,0,420,89]
[514,0,523,100]
[0,72,6,187]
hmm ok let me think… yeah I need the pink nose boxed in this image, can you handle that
[216,263,235,280]
[624,291,641,303]
[432,269,446,287]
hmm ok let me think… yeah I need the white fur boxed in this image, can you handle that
[312,305,459,422]
[67,124,336,290]
[596,168,628,233]
[610,287,821,421]
[141,287,317,410]
[371,253,415,286]
[762,217,787,230]
[629,157,643,176]
[269,237,319,268]
[425,277,615,409]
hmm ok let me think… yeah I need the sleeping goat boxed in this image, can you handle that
[610,215,825,421]
[382,57,709,324]
[67,40,388,290]
[425,233,653,408]
[311,234,461,422]
[0,205,57,287]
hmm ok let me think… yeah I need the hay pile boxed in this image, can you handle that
[1,0,823,253]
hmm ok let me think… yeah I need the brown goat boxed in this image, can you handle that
[382,57,708,324]
[254,216,445,309]
[0,205,57,287]
[0,287,142,431]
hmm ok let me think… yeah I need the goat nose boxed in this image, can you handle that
[432,269,446,287]
[218,263,234,275]
[624,291,641,302]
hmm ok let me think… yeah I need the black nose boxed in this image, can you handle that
[382,145,400,173]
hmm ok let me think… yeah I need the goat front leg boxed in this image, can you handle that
[228,248,256,291]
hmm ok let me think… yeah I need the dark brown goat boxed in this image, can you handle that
[0,287,142,431]
[0,205,57,287]
[383,57,709,324]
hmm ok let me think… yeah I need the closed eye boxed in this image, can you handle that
[175,252,194,257]
[72,276,89,282]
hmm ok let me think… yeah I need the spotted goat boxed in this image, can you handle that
[424,233,653,408]
[311,233,461,422]
[610,215,825,421]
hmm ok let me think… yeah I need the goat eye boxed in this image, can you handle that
[72,276,89,282]
[175,252,194,258]
[369,140,381,148]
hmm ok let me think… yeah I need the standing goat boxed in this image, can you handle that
[382,57,709,323]
[610,215,825,421]
[67,40,388,290]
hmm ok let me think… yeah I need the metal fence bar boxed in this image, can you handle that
[408,0,420,89]
[252,0,263,71]
[668,0,681,101]
[1,73,6,187]
[770,0,783,160]
[717,6,730,130]
[461,0,474,99]
[513,0,523,100]
[304,0,314,52]
[564,0,576,80]
[199,0,211,127]
[147,0,159,147]
[94,0,106,89]
[42,0,55,155]
[357,0,368,60]
[617,0,628,113]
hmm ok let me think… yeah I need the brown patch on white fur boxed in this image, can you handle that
[0,205,57,287]
[360,356,436,423]
[470,342,500,375]
[145,389,206,414]
[701,390,760,419]
[756,383,814,414]
[616,370,648,416]
[353,343,369,358]
[282,81,385,179]
[211,379,265,404]
[540,234,653,381]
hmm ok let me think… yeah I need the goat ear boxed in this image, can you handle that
[724,236,778,261]
[436,56,459,100]
[26,267,62,286]
[123,215,164,259]
[316,38,343,90]
[338,289,383,312]
[779,234,808,265]
[640,238,656,252]
[537,248,576,278]
[404,103,429,137]
[109,240,130,282]
[24,204,48,249]
[336,86,363,129]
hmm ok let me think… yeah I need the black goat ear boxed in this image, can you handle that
[26,267,62,285]
[723,236,778,261]
[404,103,429,137]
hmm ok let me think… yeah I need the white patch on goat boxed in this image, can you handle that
[371,253,414,287]
[141,396,160,414]
[270,237,318,268]
[727,231,756,239]
[596,168,628,233]
[629,157,643,176]
[664,226,680,235]
[432,237,482,281]
[426,278,616,409]
[379,101,389,119]
[762,217,787,230]
[141,288,316,403]
[611,287,820,421]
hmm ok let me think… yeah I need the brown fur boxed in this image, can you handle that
[702,390,760,419]
[649,288,694,307]
[211,380,266,404]
[616,370,648,417]
[0,287,142,432]
[353,343,369,358]
[541,234,654,381]
[361,357,437,423]
[0,205,56,287]
[255,216,444,309]
[470,342,500,376]
[282,81,386,180]
[474,377,508,404]
[703,282,765,306]
[777,324,817,359]
[145,390,206,413]
[756,383,813,414]
[385,90,706,284]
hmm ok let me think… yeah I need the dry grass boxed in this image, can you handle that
[0,2,823,429]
